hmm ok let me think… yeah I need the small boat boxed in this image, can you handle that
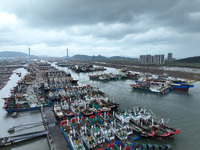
[48,91,56,101]
[53,103,64,120]
[60,100,74,118]
[170,80,194,91]
[99,74,111,81]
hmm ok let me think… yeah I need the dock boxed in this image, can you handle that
[41,106,69,150]
[0,130,47,147]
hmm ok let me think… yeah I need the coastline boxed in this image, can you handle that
[0,65,23,90]
[93,62,200,81]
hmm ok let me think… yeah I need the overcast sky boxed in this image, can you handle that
[0,0,200,58]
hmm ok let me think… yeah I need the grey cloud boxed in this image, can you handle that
[0,0,200,58]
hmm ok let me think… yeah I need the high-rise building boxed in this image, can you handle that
[160,55,165,64]
[168,53,173,61]
[145,55,153,64]
[140,54,165,65]
[140,55,146,64]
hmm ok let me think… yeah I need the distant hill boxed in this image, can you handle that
[175,56,200,63]
[70,54,138,61]
[0,51,37,58]
[109,56,138,60]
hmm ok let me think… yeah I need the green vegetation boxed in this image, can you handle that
[98,59,140,66]
[165,56,200,68]
[165,62,200,68]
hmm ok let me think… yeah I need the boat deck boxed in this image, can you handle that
[42,106,69,150]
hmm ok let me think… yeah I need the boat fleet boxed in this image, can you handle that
[2,62,182,149]
[60,105,179,150]
[89,69,194,94]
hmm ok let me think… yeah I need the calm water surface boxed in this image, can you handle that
[1,65,200,150]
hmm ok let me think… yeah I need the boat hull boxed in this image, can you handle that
[4,104,50,112]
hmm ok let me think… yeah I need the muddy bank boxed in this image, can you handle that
[93,62,200,81]
[0,65,24,90]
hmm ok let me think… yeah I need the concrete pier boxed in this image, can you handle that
[41,106,69,150]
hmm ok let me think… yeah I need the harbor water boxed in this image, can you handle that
[1,64,200,150]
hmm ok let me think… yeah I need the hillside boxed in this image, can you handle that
[175,56,200,63]
[70,54,138,61]
[71,54,107,60]
[165,56,200,68]
[0,51,37,58]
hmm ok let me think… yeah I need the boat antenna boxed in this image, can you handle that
[149,109,157,119]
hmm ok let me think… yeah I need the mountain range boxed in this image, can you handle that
[70,54,138,61]
[0,51,37,58]
[0,51,199,63]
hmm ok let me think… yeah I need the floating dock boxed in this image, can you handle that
[0,131,47,147]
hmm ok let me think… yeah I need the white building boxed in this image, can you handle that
[140,54,165,65]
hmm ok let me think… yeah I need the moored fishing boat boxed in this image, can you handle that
[130,80,171,95]
[111,120,128,141]
[170,80,194,91]
[53,103,64,120]
[141,118,170,137]
[60,99,74,118]
[147,117,180,135]
[60,120,85,150]
[129,119,155,137]
[80,125,97,149]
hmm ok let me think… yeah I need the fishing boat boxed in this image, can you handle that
[128,107,151,121]
[98,97,119,109]
[88,75,100,80]
[111,120,128,141]
[53,103,64,120]
[80,101,93,116]
[80,125,97,149]
[60,99,74,118]
[89,115,103,127]
[125,72,140,79]
[129,119,155,137]
[99,74,111,81]
[70,102,81,116]
[147,117,180,135]
[140,118,170,137]
[60,120,85,150]
[90,100,111,113]
[115,111,137,123]
[3,96,51,112]
[170,80,194,91]
[48,91,56,101]
[130,81,171,95]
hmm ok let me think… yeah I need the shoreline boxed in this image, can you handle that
[93,62,200,81]
[0,65,23,90]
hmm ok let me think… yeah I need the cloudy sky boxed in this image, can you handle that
[0,0,200,58]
